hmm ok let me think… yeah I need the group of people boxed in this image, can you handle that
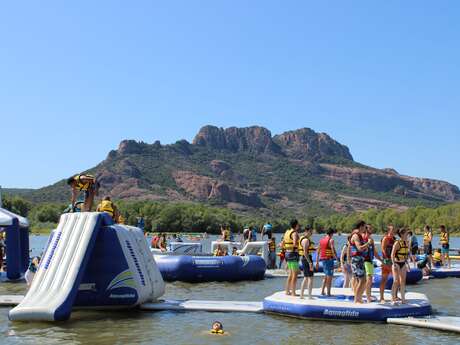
[281,219,453,305]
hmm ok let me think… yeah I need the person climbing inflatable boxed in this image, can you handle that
[67,173,100,211]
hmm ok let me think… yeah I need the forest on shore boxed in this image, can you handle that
[2,194,460,235]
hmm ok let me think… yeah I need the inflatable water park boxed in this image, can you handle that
[1,209,460,335]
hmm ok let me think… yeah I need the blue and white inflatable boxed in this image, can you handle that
[334,267,423,289]
[154,254,266,283]
[431,264,460,278]
[0,207,29,280]
[9,212,165,321]
[263,288,431,322]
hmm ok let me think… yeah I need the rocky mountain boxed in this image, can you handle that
[24,125,460,217]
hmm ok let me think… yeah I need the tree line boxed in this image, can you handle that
[2,194,460,234]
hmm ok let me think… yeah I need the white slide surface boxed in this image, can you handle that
[9,212,102,321]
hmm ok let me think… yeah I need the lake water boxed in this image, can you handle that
[0,233,459,345]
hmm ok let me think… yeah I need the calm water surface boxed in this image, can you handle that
[0,234,459,345]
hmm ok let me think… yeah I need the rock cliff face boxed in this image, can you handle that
[274,128,353,161]
[31,125,460,214]
[193,125,281,154]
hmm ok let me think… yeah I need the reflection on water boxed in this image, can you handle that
[0,235,459,345]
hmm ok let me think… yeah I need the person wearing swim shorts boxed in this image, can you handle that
[363,225,382,303]
[316,228,337,296]
[350,221,370,303]
[391,228,410,304]
[281,219,300,296]
[439,225,451,269]
[380,225,396,303]
[299,226,315,299]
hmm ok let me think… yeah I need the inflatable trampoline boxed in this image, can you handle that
[334,267,423,289]
[154,254,266,283]
[263,288,431,322]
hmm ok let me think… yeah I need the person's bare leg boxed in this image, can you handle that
[400,269,407,304]
[326,276,332,296]
[285,271,291,295]
[391,266,400,303]
[291,271,298,296]
[380,273,388,302]
[85,190,95,211]
[366,275,373,303]
[308,277,313,299]
[321,277,326,295]
[300,278,306,299]
[357,278,366,303]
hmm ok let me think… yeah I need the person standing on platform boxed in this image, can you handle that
[281,219,300,296]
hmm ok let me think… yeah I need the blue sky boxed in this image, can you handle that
[1,1,459,189]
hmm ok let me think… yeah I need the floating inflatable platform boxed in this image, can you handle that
[263,288,431,322]
[154,254,266,283]
[0,295,23,306]
[387,316,460,333]
[141,299,263,313]
[431,265,460,278]
[333,267,423,289]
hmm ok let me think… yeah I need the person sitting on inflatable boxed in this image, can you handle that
[25,256,41,287]
[96,196,120,222]
[433,248,443,267]
[214,245,226,256]
[210,321,225,335]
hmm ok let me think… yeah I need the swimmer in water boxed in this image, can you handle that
[210,321,225,335]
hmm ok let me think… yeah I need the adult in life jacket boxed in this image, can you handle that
[423,225,433,269]
[96,196,120,222]
[299,225,315,299]
[67,173,100,211]
[439,225,451,268]
[316,228,337,296]
[267,237,277,269]
[220,224,231,242]
[349,221,370,303]
[379,224,396,303]
[391,228,410,304]
[363,224,382,303]
[281,219,300,296]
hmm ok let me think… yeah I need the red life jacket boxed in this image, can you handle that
[319,236,334,260]
[151,236,160,248]
[382,234,395,259]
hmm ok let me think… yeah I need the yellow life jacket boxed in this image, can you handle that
[74,174,95,191]
[283,229,297,252]
[210,329,224,335]
[395,240,409,261]
[433,251,442,262]
[98,200,114,217]
[440,232,449,245]
[298,236,315,257]
[222,229,230,241]
[423,231,432,244]
[268,240,276,252]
